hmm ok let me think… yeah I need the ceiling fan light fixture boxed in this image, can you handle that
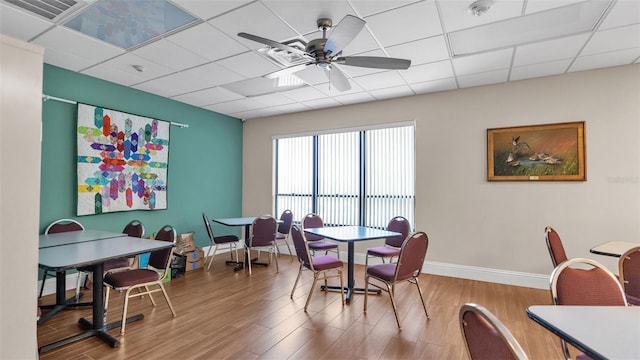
[468,0,493,17]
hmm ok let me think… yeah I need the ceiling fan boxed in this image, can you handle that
[238,15,412,92]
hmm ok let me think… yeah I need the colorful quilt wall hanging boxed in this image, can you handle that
[76,103,169,216]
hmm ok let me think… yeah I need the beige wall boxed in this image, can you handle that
[243,64,640,284]
[0,35,43,358]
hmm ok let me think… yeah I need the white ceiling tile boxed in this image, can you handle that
[438,0,524,32]
[582,24,640,55]
[524,0,583,14]
[172,0,253,20]
[262,0,355,35]
[171,86,243,107]
[82,53,175,83]
[350,0,418,17]
[81,63,149,86]
[294,66,331,85]
[569,47,640,72]
[216,51,280,78]
[386,36,449,66]
[164,23,249,62]
[513,33,590,66]
[316,78,364,96]
[401,60,454,84]
[250,93,297,106]
[177,62,246,88]
[232,107,282,120]
[334,91,376,105]
[452,48,513,76]
[409,77,458,94]
[280,86,328,102]
[341,27,381,56]
[457,68,510,88]
[369,85,414,100]
[131,39,208,71]
[32,26,124,65]
[365,1,442,46]
[509,59,573,81]
[0,3,52,41]
[303,97,342,109]
[41,46,96,72]
[271,102,312,114]
[598,0,640,30]
[354,70,407,90]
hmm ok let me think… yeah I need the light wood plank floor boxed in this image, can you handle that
[38,253,564,359]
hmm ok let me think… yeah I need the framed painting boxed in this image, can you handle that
[487,121,586,181]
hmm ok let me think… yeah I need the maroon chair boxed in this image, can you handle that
[105,220,145,272]
[203,213,240,270]
[364,231,430,330]
[618,246,640,305]
[39,219,85,298]
[365,216,410,266]
[290,225,344,311]
[103,225,177,336]
[244,215,278,276]
[460,303,529,360]
[551,258,627,359]
[545,226,568,268]
[301,213,339,258]
[275,210,294,257]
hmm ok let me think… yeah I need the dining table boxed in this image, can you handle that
[38,235,174,353]
[527,305,640,360]
[590,240,640,257]
[303,225,401,303]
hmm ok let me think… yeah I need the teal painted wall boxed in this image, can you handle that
[40,65,243,247]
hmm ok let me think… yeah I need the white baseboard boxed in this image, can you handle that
[39,245,548,296]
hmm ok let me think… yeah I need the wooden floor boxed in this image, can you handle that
[38,253,564,359]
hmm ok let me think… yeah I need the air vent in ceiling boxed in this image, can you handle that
[4,0,78,20]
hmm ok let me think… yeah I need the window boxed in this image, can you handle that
[275,124,415,229]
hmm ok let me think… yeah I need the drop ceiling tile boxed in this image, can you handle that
[524,0,583,14]
[280,86,328,102]
[294,66,330,85]
[171,0,252,20]
[272,102,312,114]
[209,2,297,49]
[82,53,175,83]
[369,85,414,100]
[164,22,248,62]
[232,107,281,120]
[178,62,246,88]
[452,48,513,76]
[32,26,124,64]
[386,36,449,66]
[598,0,640,30]
[41,47,97,72]
[409,77,458,94]
[569,47,640,72]
[216,51,280,78]
[365,1,442,46]
[457,68,509,88]
[303,97,342,110]
[401,60,454,84]
[582,24,640,55]
[438,0,524,32]
[262,0,354,36]
[334,91,376,105]
[251,93,297,106]
[510,59,573,81]
[170,86,243,107]
[342,27,382,56]
[316,79,364,96]
[131,38,209,71]
[513,33,590,66]
[354,70,407,90]
[0,3,52,41]
[350,0,418,17]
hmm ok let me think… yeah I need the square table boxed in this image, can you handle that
[590,241,640,257]
[527,305,640,360]
[38,236,174,353]
[303,226,401,303]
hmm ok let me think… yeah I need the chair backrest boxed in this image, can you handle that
[460,303,529,360]
[551,257,627,306]
[277,209,293,235]
[202,213,216,244]
[291,225,313,269]
[545,226,567,268]
[302,213,324,241]
[619,246,640,304]
[394,231,428,281]
[45,219,84,234]
[122,220,144,238]
[385,216,411,248]
[148,225,176,272]
[250,215,277,247]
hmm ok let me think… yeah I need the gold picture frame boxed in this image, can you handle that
[487,121,586,181]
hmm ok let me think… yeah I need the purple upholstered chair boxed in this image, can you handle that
[203,213,240,270]
[545,226,568,268]
[103,225,177,335]
[39,219,85,299]
[365,216,410,266]
[364,231,430,330]
[551,258,627,359]
[301,213,339,258]
[103,220,145,272]
[460,303,529,360]
[275,209,294,257]
[244,215,278,276]
[619,246,640,305]
[290,225,344,311]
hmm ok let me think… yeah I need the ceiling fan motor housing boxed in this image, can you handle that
[306,38,331,66]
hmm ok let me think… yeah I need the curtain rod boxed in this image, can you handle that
[42,94,189,128]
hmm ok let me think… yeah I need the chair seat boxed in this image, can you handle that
[311,255,342,270]
[308,241,338,250]
[214,235,239,244]
[276,233,286,240]
[104,269,160,288]
[104,258,132,272]
[367,246,400,258]
[626,293,640,305]
[367,263,397,280]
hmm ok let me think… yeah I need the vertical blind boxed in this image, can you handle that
[275,124,415,229]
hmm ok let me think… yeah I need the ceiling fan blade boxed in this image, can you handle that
[335,56,411,70]
[238,32,309,57]
[324,15,365,57]
[325,65,351,92]
[263,63,311,79]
